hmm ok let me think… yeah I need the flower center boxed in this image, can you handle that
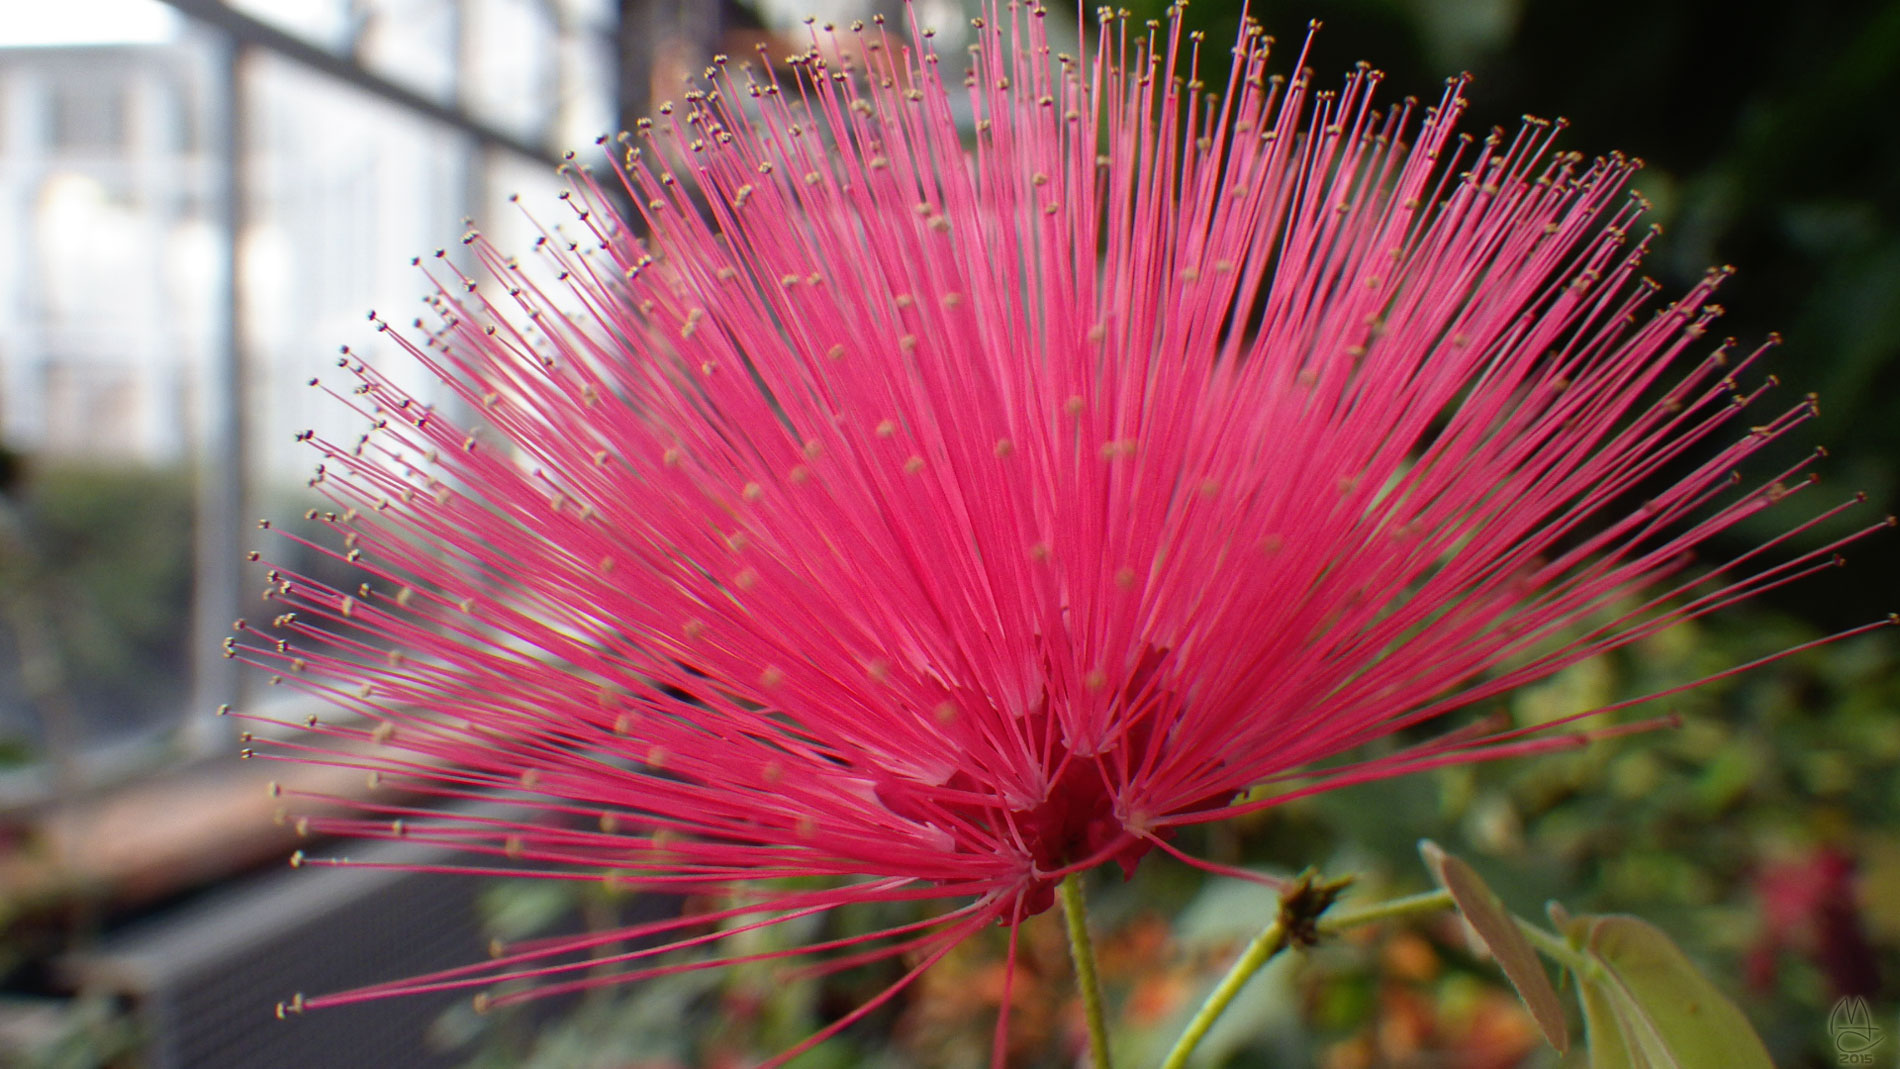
[873,712,1163,916]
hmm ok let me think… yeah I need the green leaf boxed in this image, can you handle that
[1418,841,1569,1053]
[1573,972,1664,1069]
[1562,914,1773,1069]
[1574,975,1644,1069]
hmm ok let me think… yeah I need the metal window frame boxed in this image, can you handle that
[148,0,572,758]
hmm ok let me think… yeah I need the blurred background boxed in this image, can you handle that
[0,0,1891,1065]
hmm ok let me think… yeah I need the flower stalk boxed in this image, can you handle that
[1161,877,1451,1068]
[1059,872,1114,1069]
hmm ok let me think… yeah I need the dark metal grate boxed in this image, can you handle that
[71,836,491,1069]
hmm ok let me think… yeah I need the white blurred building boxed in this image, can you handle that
[0,36,219,460]
[0,0,614,476]
[0,0,620,770]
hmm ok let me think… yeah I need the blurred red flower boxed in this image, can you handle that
[1750,845,1881,999]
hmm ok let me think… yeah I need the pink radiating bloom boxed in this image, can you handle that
[236,4,1886,1059]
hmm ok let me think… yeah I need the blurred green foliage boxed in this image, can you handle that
[2,995,143,1069]
[0,463,196,758]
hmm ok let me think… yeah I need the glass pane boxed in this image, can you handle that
[355,0,459,106]
[0,14,218,763]
[225,0,357,52]
[0,0,613,775]
[243,50,475,578]
[463,0,559,142]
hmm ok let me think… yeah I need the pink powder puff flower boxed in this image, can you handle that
[233,3,1890,1060]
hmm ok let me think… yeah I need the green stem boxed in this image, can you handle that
[1059,871,1114,1069]
[1161,884,1457,1069]
[1517,916,1589,974]
[1160,908,1292,1069]
[1316,888,1454,936]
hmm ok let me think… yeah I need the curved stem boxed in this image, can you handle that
[1058,872,1114,1069]
[1161,883,1457,1069]
[1160,910,1290,1069]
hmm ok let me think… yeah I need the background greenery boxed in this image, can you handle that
[0,460,196,765]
